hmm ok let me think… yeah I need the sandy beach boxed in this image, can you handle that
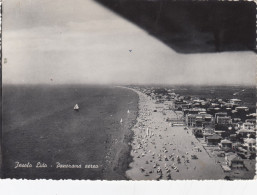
[126,88,226,180]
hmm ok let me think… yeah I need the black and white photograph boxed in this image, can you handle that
[0,0,256,181]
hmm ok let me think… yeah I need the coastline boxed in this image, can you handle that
[102,86,139,180]
[2,85,253,180]
[125,87,226,180]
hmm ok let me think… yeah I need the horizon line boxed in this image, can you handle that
[2,83,256,88]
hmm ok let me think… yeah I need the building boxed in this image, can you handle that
[245,118,256,124]
[242,122,255,131]
[216,116,232,125]
[206,134,222,145]
[246,113,257,119]
[235,107,249,112]
[175,101,190,110]
[219,139,233,150]
[211,103,219,107]
[186,114,196,126]
[243,138,256,153]
[224,103,234,108]
[229,99,242,106]
[233,118,242,123]
[203,128,214,134]
[203,129,214,142]
[186,113,213,127]
[225,153,244,169]
[183,108,206,116]
[214,112,227,123]
[237,129,255,138]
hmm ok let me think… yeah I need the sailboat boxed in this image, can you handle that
[120,118,123,123]
[127,110,130,114]
[74,104,79,111]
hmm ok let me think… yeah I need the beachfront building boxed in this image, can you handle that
[183,108,206,117]
[185,113,213,127]
[195,115,204,127]
[186,114,196,126]
[225,153,244,169]
[203,128,215,142]
[219,139,233,151]
[206,134,222,145]
[175,101,190,111]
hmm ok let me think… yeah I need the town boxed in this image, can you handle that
[128,85,256,180]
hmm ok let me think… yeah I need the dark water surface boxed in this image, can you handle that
[2,85,138,179]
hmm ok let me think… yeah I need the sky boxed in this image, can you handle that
[2,0,256,86]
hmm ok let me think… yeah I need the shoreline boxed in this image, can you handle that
[117,87,140,180]
[123,95,140,180]
[125,87,226,180]
[101,86,139,180]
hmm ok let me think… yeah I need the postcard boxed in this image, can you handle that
[0,0,256,180]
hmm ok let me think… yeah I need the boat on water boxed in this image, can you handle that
[74,104,79,111]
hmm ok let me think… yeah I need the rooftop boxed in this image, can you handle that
[207,134,222,140]
[226,154,243,162]
[221,139,232,144]
[244,138,256,144]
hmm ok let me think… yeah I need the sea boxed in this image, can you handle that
[2,85,138,179]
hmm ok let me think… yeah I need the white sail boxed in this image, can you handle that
[74,104,79,110]
[127,110,130,114]
[120,118,123,123]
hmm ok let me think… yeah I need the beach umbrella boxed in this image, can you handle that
[146,127,149,136]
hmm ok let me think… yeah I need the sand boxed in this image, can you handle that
[126,88,226,180]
